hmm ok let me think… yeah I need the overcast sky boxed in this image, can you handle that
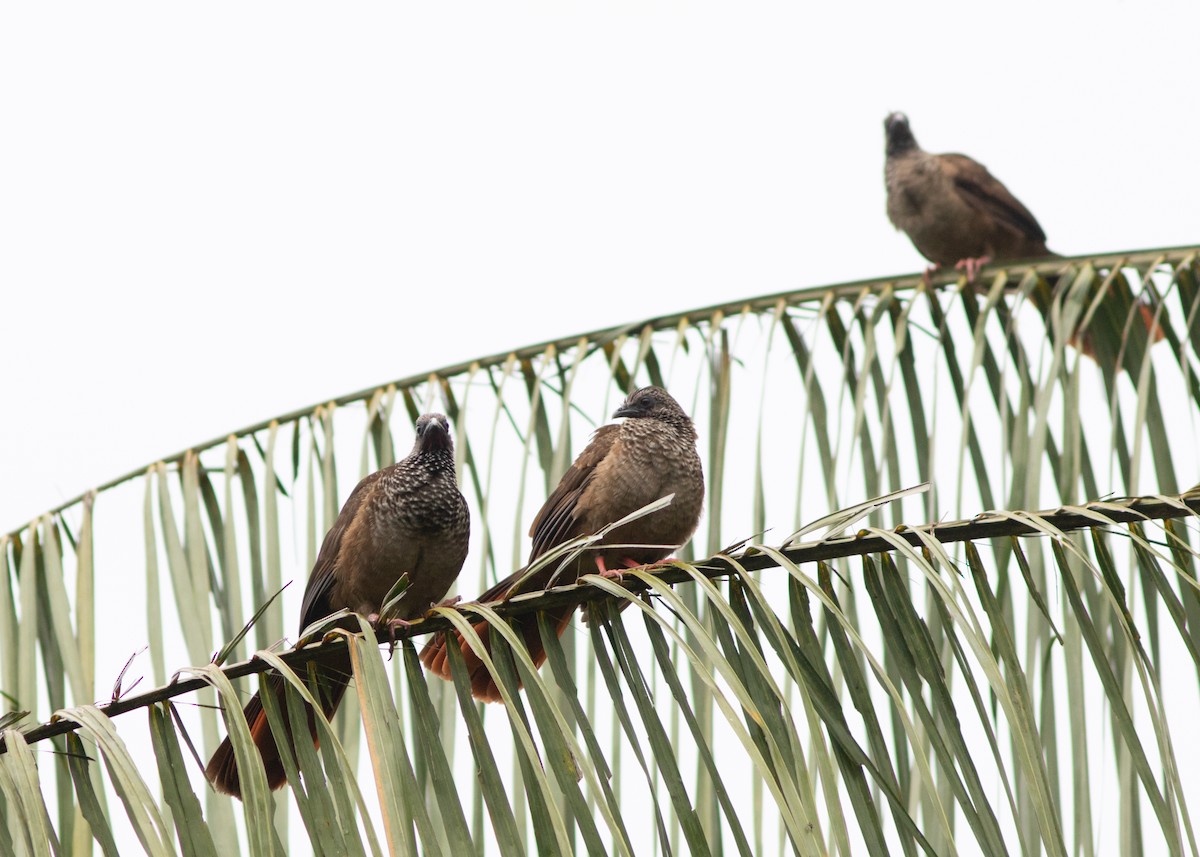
[2,0,1197,529]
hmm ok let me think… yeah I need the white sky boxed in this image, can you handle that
[3,1,1198,529]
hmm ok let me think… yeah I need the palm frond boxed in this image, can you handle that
[2,247,1199,854]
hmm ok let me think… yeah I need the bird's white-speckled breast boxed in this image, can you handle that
[341,451,470,619]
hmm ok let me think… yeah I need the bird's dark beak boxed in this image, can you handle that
[613,403,641,419]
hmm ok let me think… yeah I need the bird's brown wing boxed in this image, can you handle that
[527,424,620,561]
[941,153,1047,244]
[462,424,620,605]
[297,468,387,630]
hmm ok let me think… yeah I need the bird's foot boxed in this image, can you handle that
[921,263,941,285]
[953,256,992,283]
[368,613,413,659]
[582,556,627,583]
[597,556,624,582]
[587,556,654,584]
[384,618,415,659]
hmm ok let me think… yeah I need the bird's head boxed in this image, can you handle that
[413,413,453,453]
[613,386,688,424]
[884,112,918,157]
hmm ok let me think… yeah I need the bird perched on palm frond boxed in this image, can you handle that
[206,413,469,799]
[883,111,1164,359]
[419,386,704,702]
[884,111,1053,282]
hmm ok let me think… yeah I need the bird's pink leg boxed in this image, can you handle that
[366,613,412,658]
[368,596,461,657]
[921,263,941,285]
[593,556,625,581]
[367,594,460,630]
[953,256,992,283]
[591,556,678,583]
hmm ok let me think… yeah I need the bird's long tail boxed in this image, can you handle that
[418,606,574,703]
[205,657,349,799]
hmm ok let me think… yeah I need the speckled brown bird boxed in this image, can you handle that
[205,413,469,798]
[884,112,1054,281]
[419,386,704,702]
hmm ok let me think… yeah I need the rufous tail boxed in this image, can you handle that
[418,607,573,703]
[205,664,348,799]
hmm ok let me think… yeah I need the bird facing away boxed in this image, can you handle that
[419,385,704,702]
[884,112,1053,281]
[205,413,469,799]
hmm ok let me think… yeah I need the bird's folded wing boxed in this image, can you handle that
[942,153,1047,243]
[298,469,386,629]
[527,424,620,561]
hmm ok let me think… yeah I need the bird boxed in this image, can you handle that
[883,111,1053,282]
[884,112,1165,360]
[205,413,470,799]
[419,385,704,703]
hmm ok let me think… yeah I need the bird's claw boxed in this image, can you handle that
[583,556,621,584]
[384,619,414,659]
[584,556,652,584]
[368,613,413,659]
[953,256,991,283]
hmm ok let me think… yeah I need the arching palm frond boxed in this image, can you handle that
[2,247,1198,855]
